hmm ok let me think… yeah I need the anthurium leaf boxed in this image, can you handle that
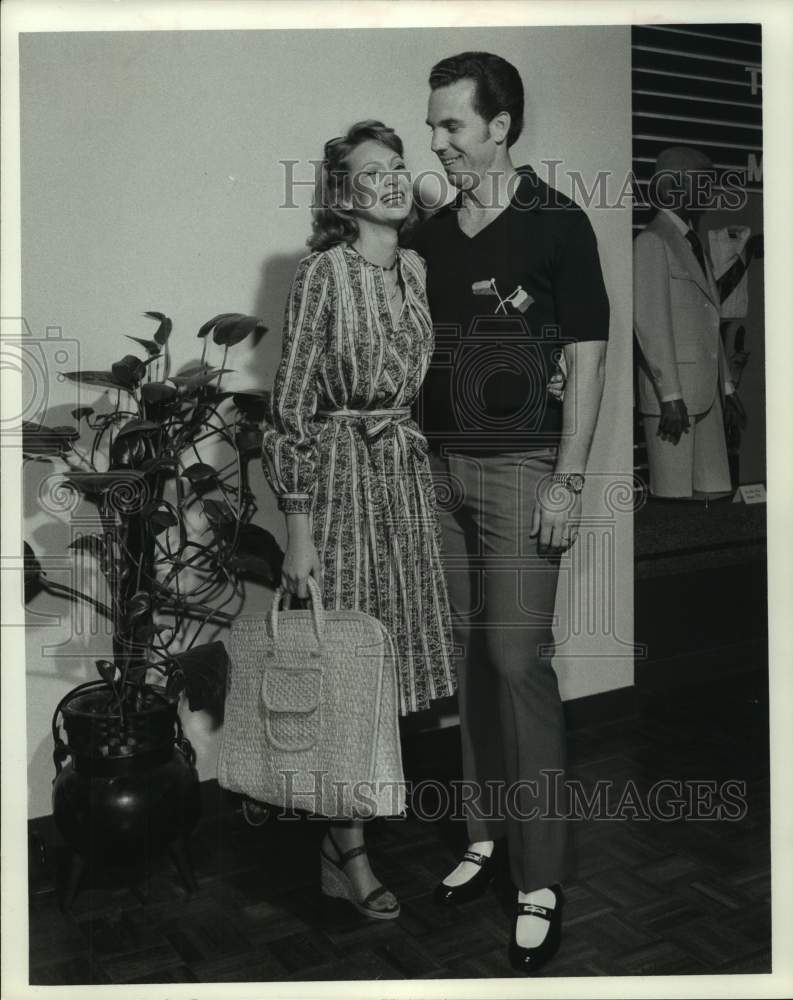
[133,621,157,644]
[111,354,147,387]
[197,313,239,339]
[116,418,160,439]
[152,509,179,531]
[21,443,61,456]
[201,387,236,404]
[95,659,121,687]
[169,641,229,715]
[60,369,131,392]
[116,353,147,372]
[144,312,173,346]
[63,470,147,496]
[173,362,213,378]
[165,672,184,699]
[226,552,279,585]
[141,500,179,531]
[182,463,217,483]
[212,314,266,347]
[202,498,234,525]
[235,427,262,460]
[232,389,271,422]
[125,335,161,356]
[23,541,45,602]
[68,534,108,560]
[154,319,173,346]
[209,314,244,345]
[170,367,234,388]
[50,425,80,441]
[220,523,283,585]
[124,591,151,625]
[140,381,178,406]
[21,421,77,454]
[140,455,178,474]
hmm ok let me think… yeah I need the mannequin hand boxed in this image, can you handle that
[658,399,690,444]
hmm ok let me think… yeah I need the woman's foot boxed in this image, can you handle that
[434,840,497,905]
[320,825,399,920]
[508,884,564,974]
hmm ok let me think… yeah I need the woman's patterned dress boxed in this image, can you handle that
[262,242,456,715]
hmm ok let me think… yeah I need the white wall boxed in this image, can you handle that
[21,26,633,818]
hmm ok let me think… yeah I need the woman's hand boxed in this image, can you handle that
[282,514,322,598]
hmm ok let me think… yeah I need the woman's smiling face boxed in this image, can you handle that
[345,139,413,226]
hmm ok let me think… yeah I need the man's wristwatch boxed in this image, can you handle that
[550,472,585,495]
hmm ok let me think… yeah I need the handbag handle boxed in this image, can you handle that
[270,575,324,648]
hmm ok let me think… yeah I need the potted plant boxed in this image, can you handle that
[22,310,283,907]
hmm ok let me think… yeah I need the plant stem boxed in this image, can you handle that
[41,579,113,620]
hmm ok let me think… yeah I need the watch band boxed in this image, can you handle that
[550,472,585,494]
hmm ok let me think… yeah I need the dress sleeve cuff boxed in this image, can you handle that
[277,494,313,514]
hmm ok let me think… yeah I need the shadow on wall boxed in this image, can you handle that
[252,250,309,353]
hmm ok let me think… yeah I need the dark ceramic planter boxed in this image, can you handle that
[51,680,201,908]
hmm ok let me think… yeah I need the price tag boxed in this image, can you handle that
[732,483,767,504]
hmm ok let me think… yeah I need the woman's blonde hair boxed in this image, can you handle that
[308,119,418,251]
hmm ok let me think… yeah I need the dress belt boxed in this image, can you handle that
[317,406,414,442]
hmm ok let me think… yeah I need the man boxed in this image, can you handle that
[410,52,609,974]
[634,145,744,499]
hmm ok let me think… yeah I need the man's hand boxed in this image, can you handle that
[547,371,566,402]
[530,478,582,556]
[658,398,690,444]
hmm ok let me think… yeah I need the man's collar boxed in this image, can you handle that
[448,164,543,213]
[659,207,692,236]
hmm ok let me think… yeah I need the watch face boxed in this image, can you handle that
[568,474,585,494]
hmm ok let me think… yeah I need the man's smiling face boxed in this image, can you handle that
[426,79,499,193]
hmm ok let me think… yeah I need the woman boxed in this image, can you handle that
[261,121,456,920]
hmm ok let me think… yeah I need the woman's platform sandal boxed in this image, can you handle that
[320,831,400,921]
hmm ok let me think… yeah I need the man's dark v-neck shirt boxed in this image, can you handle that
[410,165,610,454]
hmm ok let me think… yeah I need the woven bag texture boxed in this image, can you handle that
[217,602,405,818]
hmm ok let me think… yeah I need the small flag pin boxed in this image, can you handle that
[510,287,533,313]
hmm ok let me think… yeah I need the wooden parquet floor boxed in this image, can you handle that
[28,671,770,983]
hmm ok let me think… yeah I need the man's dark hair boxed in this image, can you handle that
[429,51,525,147]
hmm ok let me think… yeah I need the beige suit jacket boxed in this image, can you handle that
[634,211,731,416]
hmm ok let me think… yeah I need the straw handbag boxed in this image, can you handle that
[217,576,406,818]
